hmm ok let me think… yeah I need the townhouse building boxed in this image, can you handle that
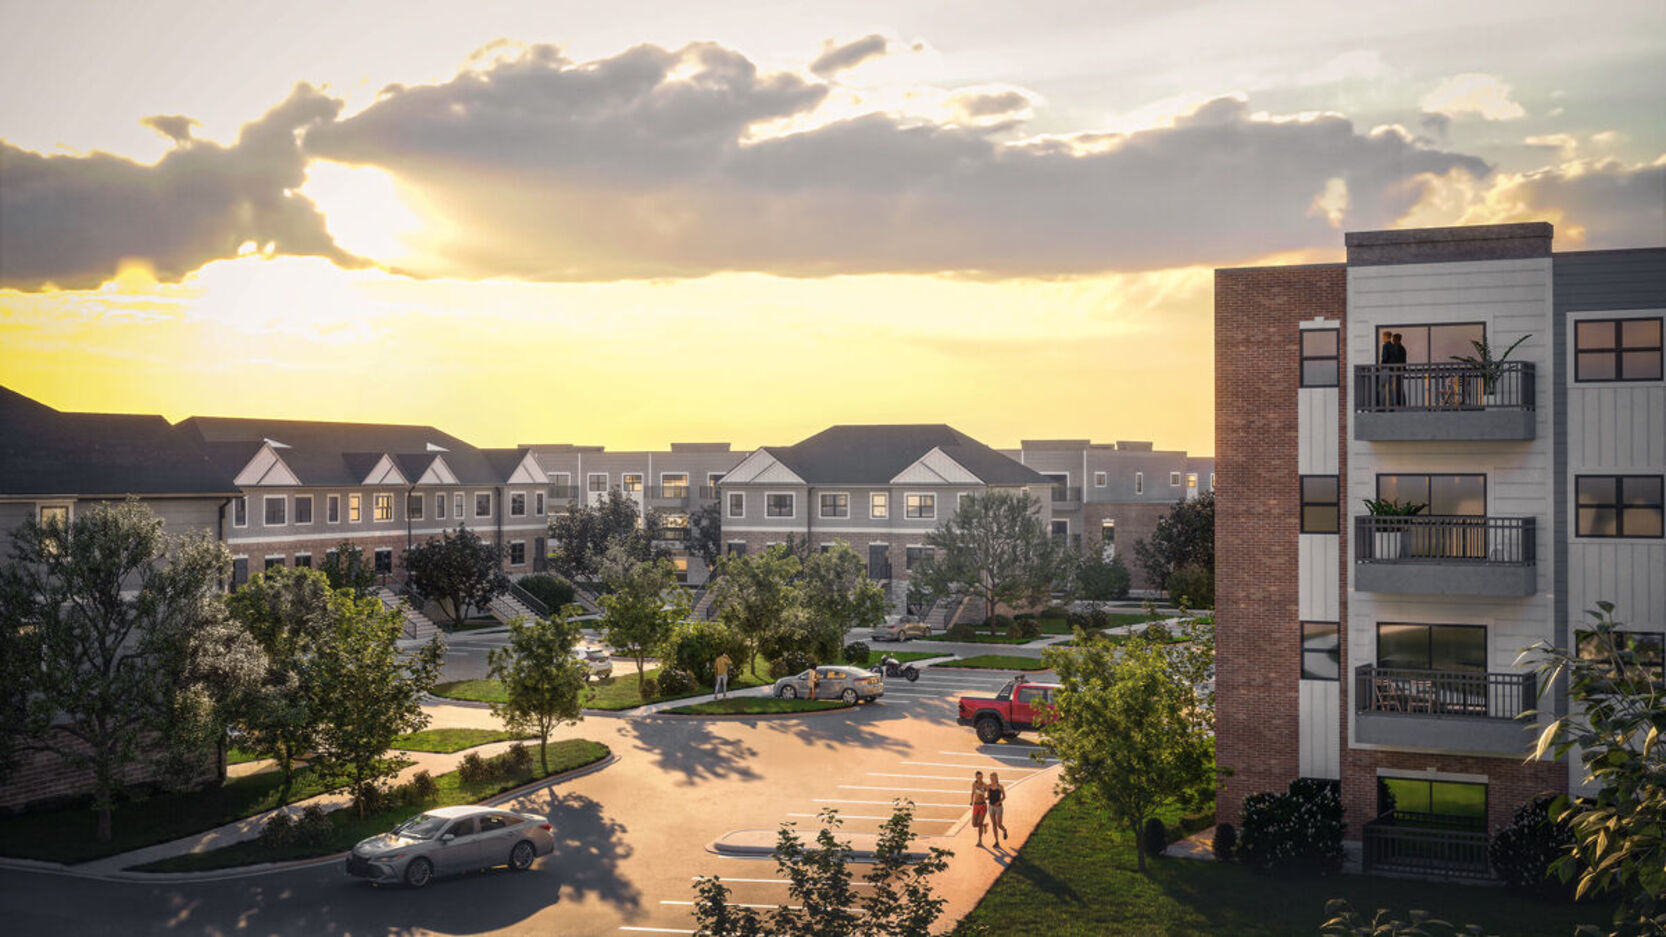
[1214,221,1665,878]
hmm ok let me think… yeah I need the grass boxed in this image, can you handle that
[925,612,1165,644]
[0,763,346,864]
[935,654,1051,671]
[662,698,852,716]
[432,654,774,711]
[226,746,261,765]
[390,728,528,753]
[952,791,1609,937]
[433,678,509,704]
[132,739,611,873]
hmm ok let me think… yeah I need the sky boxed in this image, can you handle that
[2,1,1663,455]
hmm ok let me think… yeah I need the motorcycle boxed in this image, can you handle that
[871,656,920,682]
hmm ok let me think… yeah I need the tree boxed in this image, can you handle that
[0,500,266,841]
[547,489,668,583]
[319,539,375,595]
[1075,552,1132,605]
[403,524,511,628]
[710,545,802,677]
[1526,601,1665,935]
[597,544,689,688]
[225,566,335,798]
[687,500,723,573]
[1133,491,1215,597]
[307,592,443,815]
[488,611,588,774]
[693,805,951,937]
[798,542,888,661]
[908,491,1063,634]
[1038,628,1214,872]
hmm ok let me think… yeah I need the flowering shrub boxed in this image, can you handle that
[1237,778,1345,876]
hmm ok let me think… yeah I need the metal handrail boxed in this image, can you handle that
[1354,515,1535,565]
[1354,361,1535,413]
[1354,664,1534,720]
[1363,810,1491,879]
[508,581,553,619]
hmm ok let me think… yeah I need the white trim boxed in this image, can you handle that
[725,524,925,534]
[550,472,571,490]
[294,494,314,526]
[764,490,796,519]
[588,472,608,493]
[1375,766,1489,785]
[904,491,936,520]
[434,492,447,519]
[1093,472,1107,488]
[869,491,888,519]
[232,495,248,528]
[819,491,850,519]
[36,501,74,527]
[956,492,970,512]
[503,451,544,485]
[327,493,341,524]
[723,449,807,485]
[293,552,312,567]
[1170,471,1182,486]
[474,490,493,518]
[622,473,644,494]
[262,494,287,527]
[535,491,546,515]
[659,472,690,496]
[509,491,527,517]
[726,490,746,518]
[361,453,409,486]
[453,491,464,518]
[407,490,425,521]
[1299,316,1341,330]
[508,540,527,566]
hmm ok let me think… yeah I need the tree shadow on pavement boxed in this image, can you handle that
[622,718,762,787]
[757,700,913,756]
[509,788,641,910]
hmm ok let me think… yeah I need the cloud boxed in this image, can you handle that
[948,89,1031,121]
[1397,158,1666,249]
[1420,73,1526,120]
[141,114,198,144]
[809,34,890,77]
[1,85,363,290]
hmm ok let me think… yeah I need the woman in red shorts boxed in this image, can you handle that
[970,771,989,846]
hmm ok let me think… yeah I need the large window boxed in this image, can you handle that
[1576,475,1664,538]
[374,493,394,522]
[870,492,888,519]
[474,492,492,518]
[1577,629,1665,682]
[1377,623,1486,673]
[295,494,313,525]
[661,473,688,497]
[407,492,424,520]
[905,493,935,519]
[1381,323,1486,365]
[510,492,526,516]
[728,492,745,518]
[1300,328,1339,387]
[766,493,794,518]
[1378,776,1486,828]
[1302,622,1339,680]
[1575,316,1663,382]
[348,493,362,523]
[1376,474,1485,516]
[905,546,931,570]
[820,493,849,518]
[1300,475,1339,533]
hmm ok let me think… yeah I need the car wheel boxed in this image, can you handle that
[975,717,1003,744]
[780,685,798,700]
[509,840,536,871]
[841,688,857,704]
[404,857,434,889]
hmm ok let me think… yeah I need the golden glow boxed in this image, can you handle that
[301,160,429,264]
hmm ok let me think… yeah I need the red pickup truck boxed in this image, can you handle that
[957,678,1061,743]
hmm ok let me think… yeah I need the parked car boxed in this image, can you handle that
[345,805,555,888]
[870,618,931,642]
[572,646,613,680]
[957,677,1061,743]
[773,665,885,703]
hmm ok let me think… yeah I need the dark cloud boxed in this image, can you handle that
[1507,161,1666,249]
[141,114,198,144]
[1,85,362,290]
[1419,111,1451,142]
[809,34,889,77]
[950,90,1030,119]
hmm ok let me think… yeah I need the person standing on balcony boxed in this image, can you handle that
[1390,333,1408,404]
[1379,331,1397,408]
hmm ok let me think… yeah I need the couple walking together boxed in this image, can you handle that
[970,771,1008,848]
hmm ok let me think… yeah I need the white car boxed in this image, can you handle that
[572,646,613,680]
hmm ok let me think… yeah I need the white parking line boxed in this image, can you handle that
[938,750,1056,763]
[619,928,695,934]
[693,876,875,886]
[662,900,802,910]
[975,743,1047,751]
[813,798,965,807]
[838,785,966,794]
[899,761,1038,772]
[788,812,954,823]
[868,772,979,781]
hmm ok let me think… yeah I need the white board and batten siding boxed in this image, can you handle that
[1297,318,1341,779]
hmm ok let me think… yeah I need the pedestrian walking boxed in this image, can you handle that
[970,770,989,847]
[713,652,732,699]
[986,772,1009,845]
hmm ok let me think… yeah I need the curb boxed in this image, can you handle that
[643,702,860,720]
[708,829,933,863]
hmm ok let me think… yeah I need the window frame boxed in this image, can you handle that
[293,494,313,525]
[373,548,393,574]
[870,491,888,519]
[535,491,546,515]
[293,552,312,568]
[588,473,608,494]
[1574,315,1663,383]
[1299,327,1340,388]
[373,492,394,522]
[819,491,849,519]
[1374,473,1488,517]
[765,491,795,518]
[232,496,248,528]
[407,491,424,521]
[327,493,341,524]
[509,541,526,566]
[1575,474,1664,539]
[1094,471,1107,488]
[905,545,931,570]
[348,493,362,523]
[1301,621,1340,680]
[435,492,446,519]
[660,472,689,497]
[727,491,746,518]
[1576,629,1666,682]
[1170,471,1182,487]
[509,491,527,517]
[474,491,492,518]
[1300,475,1340,534]
[453,492,463,518]
[904,492,936,520]
[1375,622,1487,673]
[1135,472,1144,495]
[622,473,643,494]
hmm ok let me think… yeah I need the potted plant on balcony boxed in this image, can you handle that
[1362,498,1427,559]
[1450,334,1530,407]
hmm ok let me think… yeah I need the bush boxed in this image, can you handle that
[1005,617,1042,640]
[1489,792,1575,898]
[638,676,659,700]
[769,650,817,681]
[504,742,534,773]
[1213,822,1237,861]
[516,573,576,611]
[258,810,296,847]
[660,619,743,684]
[987,614,1014,631]
[946,622,978,641]
[1237,778,1345,876]
[1165,563,1214,607]
[1142,817,1169,857]
[1043,604,1069,619]
[458,752,490,784]
[353,783,387,814]
[656,667,697,697]
[409,770,439,802]
[843,641,872,665]
[1014,612,1037,622]
[294,805,334,846]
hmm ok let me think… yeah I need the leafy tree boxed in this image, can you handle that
[319,539,375,595]
[1075,552,1132,605]
[307,592,443,815]
[710,545,802,677]
[403,524,511,628]
[1526,601,1666,935]
[547,489,667,583]
[488,611,588,774]
[515,572,577,612]
[0,500,266,841]
[1038,628,1214,872]
[693,805,951,937]
[798,542,888,661]
[598,544,689,688]
[1133,491,1215,597]
[908,491,1064,634]
[687,500,723,573]
[225,566,335,798]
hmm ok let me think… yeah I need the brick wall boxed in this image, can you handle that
[1214,263,1347,825]
[1082,501,1180,592]
[1340,750,1564,836]
[0,729,220,812]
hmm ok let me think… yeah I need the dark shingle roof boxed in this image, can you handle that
[765,425,1047,485]
[174,416,513,486]
[0,387,239,497]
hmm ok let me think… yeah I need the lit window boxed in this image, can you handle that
[870,492,888,519]
[661,473,688,497]
[905,494,935,519]
[348,494,362,523]
[623,474,643,494]
[374,493,394,522]
[1575,317,1662,382]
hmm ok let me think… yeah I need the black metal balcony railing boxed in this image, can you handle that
[655,527,689,543]
[550,485,580,499]
[698,486,721,500]
[1354,515,1535,565]
[647,485,691,500]
[1363,811,1491,879]
[1354,361,1535,413]
[1354,664,1534,720]
[1051,485,1082,503]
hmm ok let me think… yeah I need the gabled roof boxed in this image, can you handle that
[0,386,239,497]
[174,416,522,486]
[754,425,1048,486]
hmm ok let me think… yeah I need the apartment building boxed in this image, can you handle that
[1215,222,1665,878]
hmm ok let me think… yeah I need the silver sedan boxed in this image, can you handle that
[772,665,885,703]
[345,805,556,888]
[870,619,931,642]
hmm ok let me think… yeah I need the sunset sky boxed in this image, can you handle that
[3,1,1663,455]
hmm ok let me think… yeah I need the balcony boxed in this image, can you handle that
[1050,485,1082,508]
[1353,516,1536,596]
[1353,362,1535,441]
[1353,664,1537,755]
[698,485,722,500]
[646,485,691,505]
[1363,811,1492,879]
[550,485,580,500]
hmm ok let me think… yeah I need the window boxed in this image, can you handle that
[1094,471,1107,488]
[1576,475,1664,538]
[478,814,513,833]
[1300,476,1339,534]
[708,472,725,488]
[661,473,688,497]
[622,474,643,494]
[327,494,340,524]
[905,493,935,519]
[1170,471,1182,487]
[348,493,362,523]
[1576,316,1663,382]
[1301,622,1339,680]
[510,492,526,516]
[728,492,745,518]
[408,492,424,520]
[1210,472,1216,490]
[374,548,393,574]
[820,493,849,518]
[535,491,546,515]
[957,492,971,511]
[1377,623,1486,672]
[870,492,888,519]
[475,492,492,518]
[232,496,248,527]
[1135,472,1144,495]
[1187,473,1198,489]
[509,541,526,565]
[672,556,689,583]
[1100,520,1116,559]
[1300,328,1339,387]
[766,493,794,518]
[726,541,747,556]
[551,472,571,494]
[453,492,463,518]
[232,557,249,587]
[1378,777,1486,829]
[1577,629,1666,682]
[660,513,689,541]
[374,493,393,522]
[435,492,446,519]
[1377,474,1486,516]
[1382,322,1486,365]
[39,503,71,528]
[588,473,608,493]
[294,553,312,568]
[905,546,931,570]
[263,495,287,526]
[1050,519,1069,540]
[264,556,285,571]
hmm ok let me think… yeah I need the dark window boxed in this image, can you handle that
[295,495,313,524]
[1378,777,1486,828]
[1301,476,1339,533]
[1017,687,1048,704]
[534,492,545,515]
[374,548,393,574]
[1302,622,1339,680]
[327,494,340,523]
[1576,317,1663,382]
[1576,475,1664,538]
[726,541,747,557]
[1300,328,1339,387]
[820,493,849,518]
[1577,630,1666,682]
[435,493,446,519]
[509,542,526,565]
[1376,474,1486,516]
[233,497,248,526]
[294,554,312,568]
[510,492,526,516]
[766,494,793,517]
[232,557,249,587]
[478,814,513,833]
[264,497,285,526]
[444,817,476,838]
[728,492,745,517]
[905,546,930,569]
[588,474,607,493]
[264,556,284,571]
[408,493,424,520]
[1377,623,1486,672]
[1050,519,1069,540]
[475,493,491,518]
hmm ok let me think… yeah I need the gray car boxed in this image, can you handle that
[345,804,556,888]
[772,665,885,703]
[870,619,931,642]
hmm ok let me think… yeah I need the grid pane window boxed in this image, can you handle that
[1300,328,1339,387]
[1576,475,1664,538]
[509,542,526,565]
[408,493,424,520]
[327,495,340,523]
[374,493,394,522]
[728,492,745,517]
[348,494,361,523]
[475,493,491,517]
[766,494,793,517]
[1301,622,1339,680]
[510,492,526,516]
[264,497,286,525]
[662,474,688,497]
[1577,630,1666,682]
[1576,317,1663,382]
[1300,476,1339,534]
[905,546,930,569]
[589,474,608,493]
[623,474,643,494]
[905,494,935,519]
[233,497,248,526]
[820,493,849,518]
[870,492,888,519]
[295,495,312,524]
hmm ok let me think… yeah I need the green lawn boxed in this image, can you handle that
[923,631,1041,645]
[662,698,852,716]
[132,739,611,873]
[226,746,261,765]
[951,791,1608,937]
[432,678,509,704]
[0,764,347,864]
[390,728,529,753]
[855,650,949,665]
[433,654,774,711]
[936,655,1051,671]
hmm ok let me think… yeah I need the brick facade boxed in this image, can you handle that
[1339,749,1564,837]
[0,729,221,813]
[1082,500,1177,592]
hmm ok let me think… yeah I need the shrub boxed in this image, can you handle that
[503,742,534,773]
[1165,563,1214,607]
[353,783,388,815]
[843,641,872,665]
[1013,612,1037,622]
[1142,817,1169,857]
[294,804,334,846]
[1237,778,1345,876]
[408,770,439,802]
[1489,793,1575,899]
[1043,604,1070,619]
[516,573,576,611]
[1213,822,1237,861]
[638,676,659,700]
[258,810,297,847]
[660,619,743,684]
[987,614,1014,631]
[458,752,490,784]
[946,622,978,641]
[770,650,817,681]
[656,667,697,697]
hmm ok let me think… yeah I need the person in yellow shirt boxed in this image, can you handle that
[713,652,732,699]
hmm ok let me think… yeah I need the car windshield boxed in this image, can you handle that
[393,813,452,840]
